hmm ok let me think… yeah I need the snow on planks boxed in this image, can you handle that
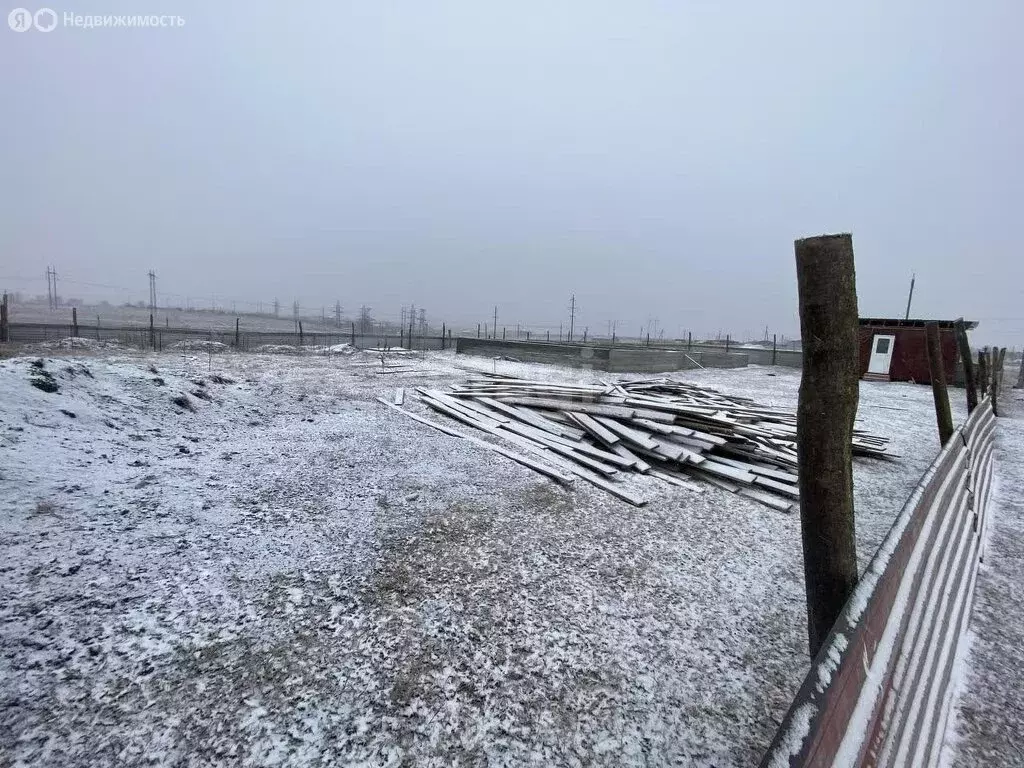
[381,375,891,511]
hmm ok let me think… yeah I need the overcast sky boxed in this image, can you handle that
[2,0,1021,344]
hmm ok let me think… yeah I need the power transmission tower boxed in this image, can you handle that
[335,300,342,327]
[568,294,576,342]
[46,267,53,310]
[417,307,427,334]
[273,298,279,317]
[148,270,157,311]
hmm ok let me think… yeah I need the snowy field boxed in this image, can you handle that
[0,347,965,767]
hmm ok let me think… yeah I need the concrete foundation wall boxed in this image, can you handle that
[454,337,750,372]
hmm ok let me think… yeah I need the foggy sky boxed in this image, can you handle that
[3,0,1022,344]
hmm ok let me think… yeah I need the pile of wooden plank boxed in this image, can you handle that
[377,374,891,511]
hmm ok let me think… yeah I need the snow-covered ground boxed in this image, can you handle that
[0,349,964,766]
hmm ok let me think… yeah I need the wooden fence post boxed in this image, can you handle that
[1016,348,1024,389]
[351,321,355,347]
[298,321,304,347]
[794,233,861,658]
[234,318,240,349]
[149,313,155,349]
[772,333,777,366]
[977,349,989,399]
[441,323,446,349]
[954,319,978,413]
[726,334,731,353]
[688,331,692,351]
[925,322,954,445]
[992,348,1006,416]
[0,292,8,342]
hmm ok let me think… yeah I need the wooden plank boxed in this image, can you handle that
[611,443,652,473]
[649,469,704,493]
[564,412,620,444]
[375,398,574,484]
[697,460,758,484]
[752,475,800,498]
[496,397,675,423]
[419,389,505,431]
[497,420,632,470]
[393,388,405,406]
[737,487,796,512]
[593,417,661,450]
[476,397,586,440]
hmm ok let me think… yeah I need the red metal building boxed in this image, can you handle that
[859,318,977,383]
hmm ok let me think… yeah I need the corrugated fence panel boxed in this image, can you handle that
[762,400,997,768]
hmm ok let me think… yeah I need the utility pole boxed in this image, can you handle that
[148,270,157,311]
[493,306,498,340]
[568,294,576,342]
[46,267,53,310]
[293,300,299,333]
[904,273,915,320]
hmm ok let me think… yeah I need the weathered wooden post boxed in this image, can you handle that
[547,331,550,342]
[0,292,8,342]
[351,321,356,347]
[726,334,731,353]
[925,322,954,445]
[583,328,588,342]
[992,348,1006,416]
[149,313,155,349]
[688,331,692,351]
[502,327,506,340]
[772,333,778,366]
[234,318,240,348]
[441,323,446,349]
[1016,348,1024,389]
[794,233,861,658]
[71,307,79,338]
[646,333,650,346]
[954,319,978,413]
[477,323,481,338]
[298,321,304,347]
[527,330,531,341]
[977,349,989,399]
